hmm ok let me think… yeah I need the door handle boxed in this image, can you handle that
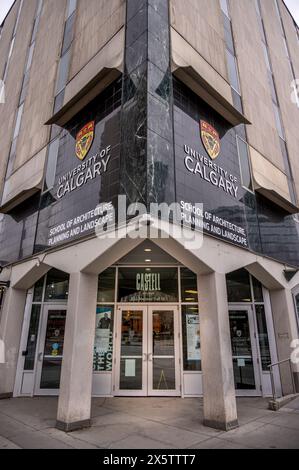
[38,352,43,362]
[143,353,147,362]
[148,353,153,362]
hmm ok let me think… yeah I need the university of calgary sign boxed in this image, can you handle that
[56,122,111,200]
[183,120,239,199]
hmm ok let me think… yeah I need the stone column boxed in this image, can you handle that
[0,286,27,398]
[270,287,299,394]
[56,272,98,431]
[199,271,238,431]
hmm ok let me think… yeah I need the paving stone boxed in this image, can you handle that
[0,435,21,449]
[109,434,175,449]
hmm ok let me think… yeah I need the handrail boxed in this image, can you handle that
[268,358,293,368]
[268,358,296,401]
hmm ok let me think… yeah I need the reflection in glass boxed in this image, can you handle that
[153,358,175,390]
[33,276,44,302]
[152,311,174,356]
[182,306,201,371]
[118,268,178,302]
[119,311,143,390]
[255,305,271,370]
[40,310,66,389]
[229,311,255,389]
[97,268,116,303]
[180,268,198,302]
[252,276,263,303]
[120,358,142,390]
[45,269,69,301]
[24,305,41,370]
[226,269,251,303]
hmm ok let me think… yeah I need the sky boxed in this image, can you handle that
[0,0,298,30]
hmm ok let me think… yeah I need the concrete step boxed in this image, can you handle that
[268,393,299,411]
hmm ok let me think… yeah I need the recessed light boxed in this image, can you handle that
[144,248,152,252]
[145,259,151,262]
[185,297,194,301]
[185,290,198,295]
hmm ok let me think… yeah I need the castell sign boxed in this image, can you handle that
[136,273,161,292]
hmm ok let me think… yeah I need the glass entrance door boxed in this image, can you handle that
[35,306,67,395]
[115,306,181,396]
[229,307,261,396]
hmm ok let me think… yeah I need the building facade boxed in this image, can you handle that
[0,0,299,432]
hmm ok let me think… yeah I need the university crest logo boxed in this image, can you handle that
[75,121,95,161]
[200,120,220,160]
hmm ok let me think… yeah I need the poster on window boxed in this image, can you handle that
[93,307,113,371]
[186,314,201,361]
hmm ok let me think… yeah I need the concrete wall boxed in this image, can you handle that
[0,0,35,196]
[230,0,285,172]
[69,0,125,80]
[14,0,67,170]
[278,1,299,198]
[0,0,125,204]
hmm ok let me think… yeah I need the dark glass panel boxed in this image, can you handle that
[45,269,69,301]
[24,305,41,370]
[118,268,178,302]
[226,269,251,303]
[229,310,255,389]
[181,268,198,303]
[255,305,271,370]
[33,276,45,302]
[40,310,66,389]
[97,268,115,303]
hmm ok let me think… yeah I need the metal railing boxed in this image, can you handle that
[268,358,296,401]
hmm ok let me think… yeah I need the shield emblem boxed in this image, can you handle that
[200,120,220,160]
[75,121,95,161]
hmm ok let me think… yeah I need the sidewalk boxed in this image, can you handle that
[0,396,299,449]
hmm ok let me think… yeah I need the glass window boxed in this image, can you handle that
[40,309,66,389]
[295,294,299,329]
[232,88,243,113]
[97,268,116,303]
[33,276,45,302]
[55,49,71,95]
[93,306,114,372]
[118,268,178,302]
[236,136,253,191]
[226,269,252,302]
[223,14,234,54]
[255,305,271,370]
[66,0,77,19]
[252,276,263,302]
[180,268,198,303]
[220,0,230,18]
[262,43,271,71]
[13,103,24,140]
[5,137,17,178]
[61,12,76,56]
[53,89,65,114]
[19,70,30,105]
[44,269,69,301]
[24,305,41,370]
[182,306,201,371]
[273,103,285,140]
[25,43,34,72]
[44,138,60,192]
[226,49,240,93]
[268,71,278,104]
